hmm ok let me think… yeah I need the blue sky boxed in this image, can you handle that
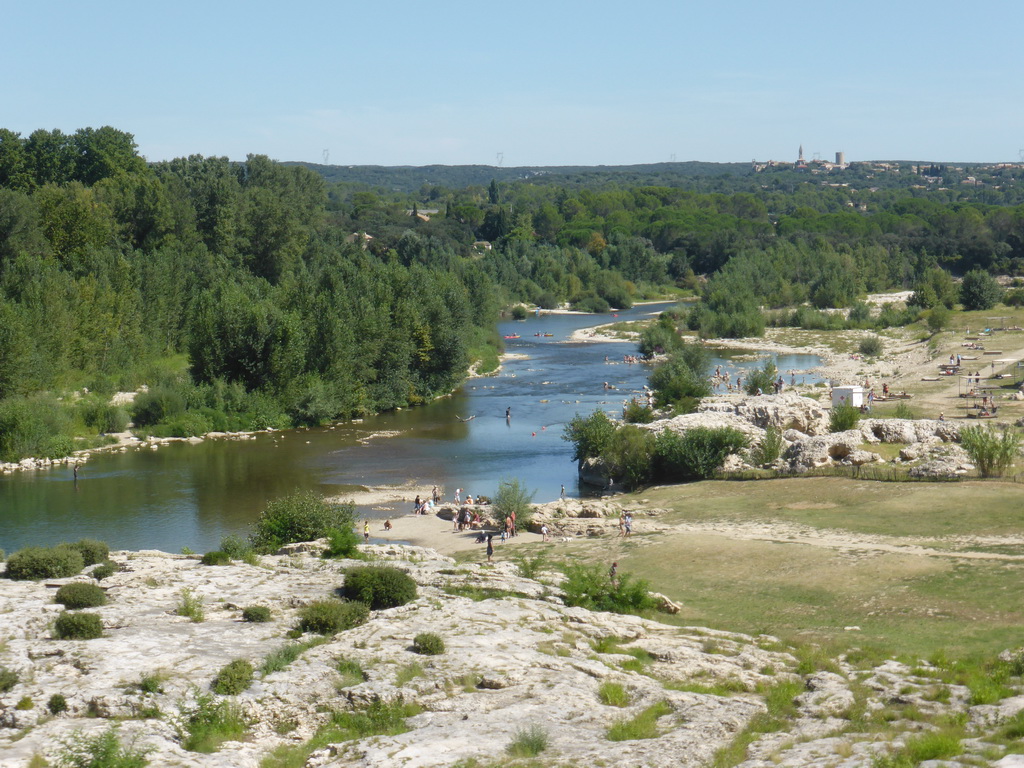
[5,0,1022,166]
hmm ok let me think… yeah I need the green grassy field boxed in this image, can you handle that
[512,477,1024,662]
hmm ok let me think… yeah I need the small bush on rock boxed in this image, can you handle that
[562,563,656,615]
[71,539,109,566]
[177,693,248,753]
[343,566,418,609]
[829,403,861,433]
[54,611,103,640]
[5,545,84,580]
[91,560,117,581]
[48,694,67,714]
[298,600,369,635]
[0,666,18,693]
[241,605,271,623]
[55,582,108,609]
[250,491,357,553]
[412,633,445,655]
[212,660,254,695]
[55,725,152,767]
[176,588,205,622]
[200,551,231,566]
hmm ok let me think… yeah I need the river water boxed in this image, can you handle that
[0,303,820,554]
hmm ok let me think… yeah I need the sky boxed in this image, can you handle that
[4,0,1023,167]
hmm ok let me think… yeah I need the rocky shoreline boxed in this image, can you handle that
[2,543,1024,767]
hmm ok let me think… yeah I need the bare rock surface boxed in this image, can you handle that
[2,545,1021,767]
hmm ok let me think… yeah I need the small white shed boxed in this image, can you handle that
[831,385,864,408]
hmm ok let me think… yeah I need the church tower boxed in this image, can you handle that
[798,144,805,163]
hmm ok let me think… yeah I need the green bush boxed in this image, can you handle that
[219,535,252,559]
[562,409,617,462]
[960,269,1003,311]
[749,426,783,467]
[622,401,655,424]
[649,355,711,408]
[5,545,84,580]
[561,563,656,615]
[55,582,108,609]
[510,304,529,320]
[200,551,231,566]
[176,588,205,622]
[241,605,272,623]
[71,539,110,566]
[177,693,248,753]
[603,426,655,489]
[48,693,67,714]
[412,633,445,655]
[54,725,152,767]
[492,478,536,531]
[212,660,254,695]
[323,525,361,559]
[858,336,884,357]
[744,360,779,396]
[829,403,861,433]
[892,402,917,420]
[298,600,369,635]
[653,427,749,481]
[343,566,418,610]
[16,695,34,710]
[960,425,1022,478]
[131,385,186,427]
[54,611,103,640]
[0,666,18,693]
[250,491,357,553]
[91,560,117,581]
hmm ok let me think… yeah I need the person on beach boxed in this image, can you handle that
[505,515,512,537]
[624,512,633,537]
[432,485,440,504]
[486,534,494,563]
[454,488,461,504]
[510,510,517,537]
[383,519,393,531]
[617,513,626,537]
[363,520,370,543]
[541,524,549,542]
[414,495,421,514]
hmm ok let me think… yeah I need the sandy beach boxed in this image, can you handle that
[368,511,543,556]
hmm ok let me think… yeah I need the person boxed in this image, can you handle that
[363,520,370,543]
[432,485,440,504]
[506,407,511,420]
[541,524,549,542]
[465,494,473,505]
[560,484,565,500]
[486,534,494,563]
[454,488,461,504]
[505,515,512,537]
[938,412,945,421]
[624,512,633,537]
[383,519,393,531]
[617,513,626,537]
[608,562,618,587]
[510,510,517,537]
[73,464,79,481]
[414,495,421,514]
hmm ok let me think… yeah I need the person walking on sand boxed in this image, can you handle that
[363,520,370,543]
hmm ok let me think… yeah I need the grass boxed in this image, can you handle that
[177,693,247,753]
[442,584,531,601]
[873,729,963,767]
[606,700,673,741]
[260,637,328,676]
[575,476,1024,659]
[597,681,631,707]
[711,680,803,767]
[395,662,425,686]
[506,725,549,758]
[176,588,205,622]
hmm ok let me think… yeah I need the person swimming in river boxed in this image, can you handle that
[456,414,476,422]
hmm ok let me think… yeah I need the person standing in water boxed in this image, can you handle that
[506,406,511,420]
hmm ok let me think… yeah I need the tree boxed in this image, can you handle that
[959,270,1003,311]
[960,425,1021,478]
[493,478,536,529]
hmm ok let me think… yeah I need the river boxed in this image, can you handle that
[0,303,821,554]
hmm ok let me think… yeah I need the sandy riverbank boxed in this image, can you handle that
[368,511,543,556]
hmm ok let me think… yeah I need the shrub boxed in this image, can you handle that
[622,400,655,424]
[343,566,418,610]
[55,582,108,609]
[91,561,117,581]
[744,360,778,396]
[200,551,231,566]
[176,588,205,622]
[603,426,656,489]
[491,478,536,531]
[177,693,248,753]
[749,426,783,467]
[131,385,186,427]
[298,600,369,634]
[241,605,271,623]
[960,425,1022,478]
[326,698,421,741]
[54,612,103,640]
[250,491,357,553]
[212,660,254,695]
[0,666,18,693]
[48,694,67,714]
[510,304,529,320]
[562,563,656,615]
[653,427,749,481]
[71,539,109,567]
[960,269,1003,311]
[858,336,884,357]
[323,525,361,559]
[16,696,34,710]
[562,409,617,462]
[893,402,917,420]
[649,355,711,408]
[260,637,327,675]
[506,725,549,758]
[219,535,252,560]
[54,725,152,767]
[412,633,445,655]
[5,545,84,580]
[829,403,861,433]
[927,305,951,333]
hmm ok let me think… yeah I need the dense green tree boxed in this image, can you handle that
[959,269,1003,311]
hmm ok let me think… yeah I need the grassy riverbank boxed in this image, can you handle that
[462,476,1024,662]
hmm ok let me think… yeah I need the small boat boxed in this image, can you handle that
[503,334,520,339]
[543,333,554,337]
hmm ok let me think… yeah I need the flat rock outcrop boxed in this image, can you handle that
[698,393,830,436]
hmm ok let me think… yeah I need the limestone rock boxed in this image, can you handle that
[697,393,830,436]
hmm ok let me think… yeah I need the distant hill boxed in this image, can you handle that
[285,161,755,193]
